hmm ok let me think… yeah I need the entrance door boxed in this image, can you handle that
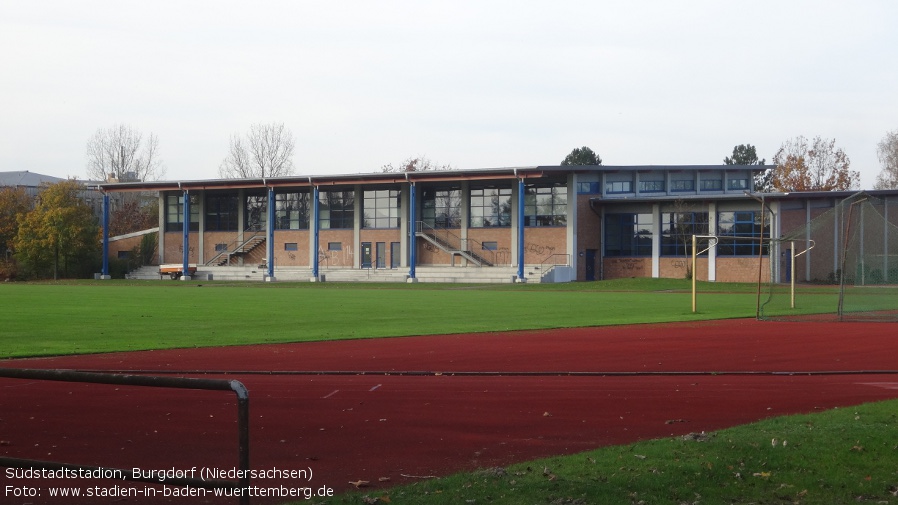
[390,242,401,268]
[585,249,597,281]
[376,242,386,269]
[361,242,372,268]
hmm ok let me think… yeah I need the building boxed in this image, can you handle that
[97,165,898,284]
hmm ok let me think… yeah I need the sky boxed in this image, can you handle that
[1,1,896,187]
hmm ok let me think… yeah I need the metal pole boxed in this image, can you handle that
[312,186,320,279]
[691,234,697,313]
[267,187,275,280]
[517,179,525,281]
[102,193,109,278]
[408,183,416,280]
[182,190,190,279]
[791,240,796,309]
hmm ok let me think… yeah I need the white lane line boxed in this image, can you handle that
[369,384,382,392]
[322,389,339,399]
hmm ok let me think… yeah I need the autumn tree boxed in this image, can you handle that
[381,155,454,173]
[561,146,602,166]
[86,124,165,182]
[109,199,159,236]
[15,180,100,279]
[219,122,296,178]
[770,136,859,192]
[874,129,898,190]
[0,186,32,255]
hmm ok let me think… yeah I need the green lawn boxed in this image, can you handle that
[0,278,840,358]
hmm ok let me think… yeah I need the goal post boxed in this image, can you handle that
[691,234,718,313]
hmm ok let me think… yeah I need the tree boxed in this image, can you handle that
[724,144,770,191]
[0,186,31,255]
[770,136,859,192]
[109,199,158,237]
[381,155,453,173]
[874,129,898,190]
[560,147,602,166]
[15,180,100,279]
[219,122,296,178]
[86,124,165,182]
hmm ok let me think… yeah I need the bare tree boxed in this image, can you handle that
[219,123,296,178]
[86,124,164,182]
[874,129,898,190]
[381,155,453,173]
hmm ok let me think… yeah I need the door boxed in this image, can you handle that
[376,242,386,269]
[585,249,597,281]
[390,242,401,268]
[361,242,372,268]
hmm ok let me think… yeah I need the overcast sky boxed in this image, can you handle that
[2,1,896,187]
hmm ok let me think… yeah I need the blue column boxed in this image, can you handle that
[312,187,320,279]
[182,190,190,277]
[517,179,525,281]
[101,193,109,277]
[267,188,275,279]
[408,183,417,280]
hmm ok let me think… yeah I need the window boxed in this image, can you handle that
[717,211,769,256]
[700,179,723,191]
[319,191,355,229]
[482,241,498,251]
[670,179,695,192]
[215,243,228,252]
[205,194,239,231]
[524,183,567,226]
[363,189,400,228]
[421,188,461,228]
[577,181,600,194]
[327,242,342,251]
[606,180,633,194]
[604,213,653,257]
[245,193,267,231]
[165,194,199,232]
[661,212,710,256]
[728,178,750,191]
[284,243,298,251]
[470,186,511,227]
[275,192,310,230]
[639,180,664,193]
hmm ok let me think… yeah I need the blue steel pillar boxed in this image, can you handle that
[517,179,525,281]
[312,186,320,280]
[267,188,275,280]
[408,183,417,281]
[182,190,190,279]
[101,193,110,278]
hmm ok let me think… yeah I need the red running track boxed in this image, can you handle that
[2,319,898,504]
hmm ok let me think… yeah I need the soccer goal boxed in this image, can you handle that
[759,192,898,322]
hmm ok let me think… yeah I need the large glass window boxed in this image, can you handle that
[421,188,461,228]
[606,180,633,193]
[604,213,653,256]
[670,179,695,192]
[244,193,267,231]
[319,190,355,229]
[717,211,769,256]
[661,212,709,256]
[639,180,664,193]
[205,193,239,232]
[524,183,567,226]
[363,189,400,228]
[275,192,310,230]
[470,186,511,227]
[165,194,199,232]
[727,178,750,191]
[701,179,723,191]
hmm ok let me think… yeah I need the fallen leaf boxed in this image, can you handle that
[349,480,370,488]
[543,411,552,417]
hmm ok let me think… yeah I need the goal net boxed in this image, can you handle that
[759,192,898,322]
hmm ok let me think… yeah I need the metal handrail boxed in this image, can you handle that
[0,368,250,505]
[206,228,267,266]
[539,253,571,270]
[415,222,496,266]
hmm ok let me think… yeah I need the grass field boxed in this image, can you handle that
[0,278,839,358]
[4,278,892,505]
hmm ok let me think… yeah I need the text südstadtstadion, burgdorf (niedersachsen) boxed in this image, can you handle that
[8,466,314,482]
